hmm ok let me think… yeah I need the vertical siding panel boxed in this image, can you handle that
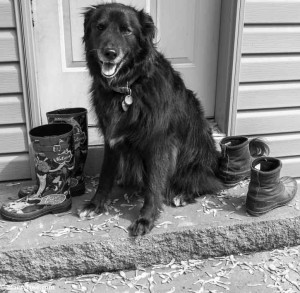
[236,0,300,178]
[0,95,25,124]
[244,0,300,24]
[0,30,19,61]
[242,26,300,54]
[240,56,300,82]
[0,125,28,153]
[0,0,31,181]
[0,64,22,93]
[238,82,300,110]
[0,0,15,28]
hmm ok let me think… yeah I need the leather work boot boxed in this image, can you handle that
[218,136,269,187]
[18,108,88,198]
[246,157,297,216]
[1,124,74,221]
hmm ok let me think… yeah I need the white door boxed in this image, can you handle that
[33,0,221,144]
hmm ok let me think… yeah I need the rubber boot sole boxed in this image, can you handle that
[0,199,72,222]
[246,197,295,217]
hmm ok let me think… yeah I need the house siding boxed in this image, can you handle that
[1,0,299,182]
[0,0,31,181]
[236,0,300,179]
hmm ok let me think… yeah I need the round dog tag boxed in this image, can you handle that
[124,95,133,105]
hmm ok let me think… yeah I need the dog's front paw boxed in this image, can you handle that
[78,201,106,219]
[129,217,154,236]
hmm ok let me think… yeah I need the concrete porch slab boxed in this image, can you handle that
[0,177,299,284]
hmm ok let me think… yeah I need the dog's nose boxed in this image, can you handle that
[104,48,117,60]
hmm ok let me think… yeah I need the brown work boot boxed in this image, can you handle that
[218,136,269,187]
[246,157,297,216]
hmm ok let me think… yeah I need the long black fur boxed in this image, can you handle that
[81,3,224,235]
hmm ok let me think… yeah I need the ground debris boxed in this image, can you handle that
[39,213,123,238]
[196,197,224,217]
[39,225,82,237]
[156,221,173,228]
[174,215,187,219]
[0,223,30,242]
[114,223,128,233]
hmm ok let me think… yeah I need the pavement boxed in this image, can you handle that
[0,177,300,285]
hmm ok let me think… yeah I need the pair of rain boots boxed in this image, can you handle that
[0,108,88,221]
[219,136,298,216]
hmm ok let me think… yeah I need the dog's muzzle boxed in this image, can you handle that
[97,48,125,79]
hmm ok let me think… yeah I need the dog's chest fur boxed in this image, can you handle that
[92,86,142,148]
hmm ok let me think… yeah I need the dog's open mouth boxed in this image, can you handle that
[100,61,124,79]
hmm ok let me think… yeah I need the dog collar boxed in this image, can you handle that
[110,82,133,112]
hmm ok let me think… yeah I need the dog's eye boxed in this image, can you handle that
[120,26,132,35]
[96,23,105,31]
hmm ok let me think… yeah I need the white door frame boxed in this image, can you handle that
[13,0,41,178]
[215,0,245,135]
[15,0,41,129]
[17,0,245,178]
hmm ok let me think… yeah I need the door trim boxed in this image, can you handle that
[15,0,41,129]
[215,0,245,135]
[14,0,42,178]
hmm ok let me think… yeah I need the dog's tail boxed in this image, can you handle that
[249,137,270,157]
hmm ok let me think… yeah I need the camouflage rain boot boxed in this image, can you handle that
[218,136,269,188]
[18,108,88,198]
[246,157,297,216]
[0,124,74,221]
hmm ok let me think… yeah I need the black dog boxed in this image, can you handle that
[80,3,225,235]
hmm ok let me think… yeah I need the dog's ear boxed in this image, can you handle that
[138,10,156,42]
[82,6,96,43]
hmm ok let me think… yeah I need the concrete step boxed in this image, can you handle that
[0,177,299,285]
[3,245,300,292]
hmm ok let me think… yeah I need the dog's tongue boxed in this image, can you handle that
[102,62,117,77]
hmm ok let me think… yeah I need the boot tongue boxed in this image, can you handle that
[102,62,117,77]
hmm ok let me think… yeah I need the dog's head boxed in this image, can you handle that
[83,3,156,82]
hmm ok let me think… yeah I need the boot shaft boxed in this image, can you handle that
[46,107,88,150]
[30,123,75,195]
[250,157,282,186]
[218,136,251,184]
[220,136,251,162]
[46,108,88,177]
[30,123,74,162]
[248,157,284,199]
